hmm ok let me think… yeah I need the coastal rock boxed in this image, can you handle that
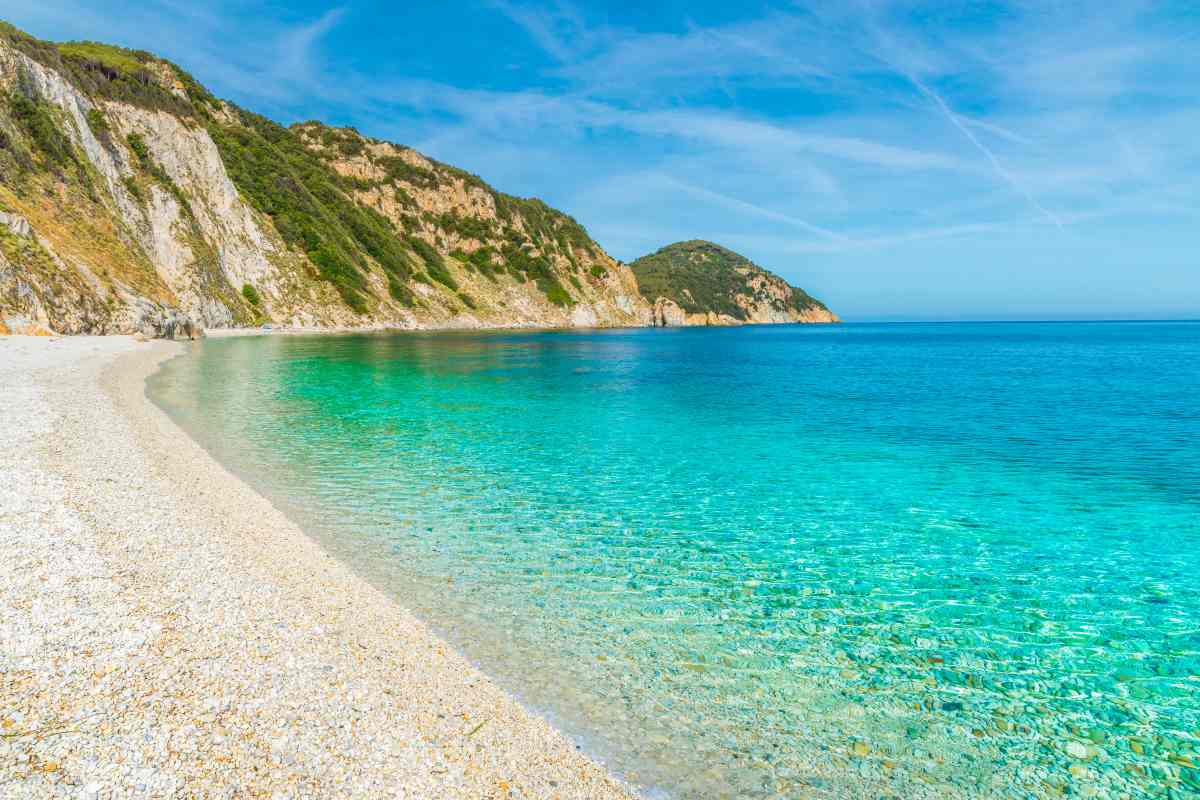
[1,315,54,335]
[651,297,686,326]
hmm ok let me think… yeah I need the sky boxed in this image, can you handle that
[5,1,1199,320]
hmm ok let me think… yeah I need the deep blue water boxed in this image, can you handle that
[148,321,1200,799]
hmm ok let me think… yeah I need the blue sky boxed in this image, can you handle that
[6,1,1199,320]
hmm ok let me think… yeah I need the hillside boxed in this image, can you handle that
[0,22,649,335]
[630,240,837,326]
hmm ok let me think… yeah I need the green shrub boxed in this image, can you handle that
[168,63,219,111]
[790,285,828,311]
[501,243,574,306]
[425,260,458,290]
[450,246,501,277]
[56,41,145,74]
[126,132,150,165]
[241,283,261,306]
[376,155,437,189]
[124,132,189,206]
[405,235,456,289]
[393,186,416,207]
[85,107,109,136]
[8,91,74,166]
[405,235,439,267]
[437,211,493,242]
[387,274,415,304]
[543,283,572,307]
[492,195,594,256]
[337,173,373,192]
[457,291,477,310]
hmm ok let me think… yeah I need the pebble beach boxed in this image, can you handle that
[0,335,635,799]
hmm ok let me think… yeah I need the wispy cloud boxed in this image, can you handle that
[488,0,597,63]
[910,73,1063,227]
[954,114,1036,148]
[857,8,1064,227]
[552,11,836,92]
[275,7,345,84]
[655,174,849,243]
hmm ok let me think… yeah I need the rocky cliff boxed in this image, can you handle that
[631,240,838,326]
[0,23,650,335]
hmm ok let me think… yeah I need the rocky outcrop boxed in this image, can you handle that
[0,210,31,238]
[651,297,686,327]
[632,240,837,327]
[0,316,53,335]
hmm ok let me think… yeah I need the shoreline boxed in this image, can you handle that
[0,335,636,798]
[200,317,838,342]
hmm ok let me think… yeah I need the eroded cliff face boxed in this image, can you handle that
[0,26,651,336]
[0,31,346,335]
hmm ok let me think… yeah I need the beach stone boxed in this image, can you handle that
[1067,741,1090,759]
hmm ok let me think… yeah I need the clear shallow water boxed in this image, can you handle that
[148,322,1200,799]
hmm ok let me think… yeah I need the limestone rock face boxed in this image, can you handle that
[0,315,54,335]
[0,211,32,238]
[652,297,686,327]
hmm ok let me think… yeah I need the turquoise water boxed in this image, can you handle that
[148,322,1200,799]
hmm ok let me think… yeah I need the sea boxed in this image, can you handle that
[147,321,1200,798]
